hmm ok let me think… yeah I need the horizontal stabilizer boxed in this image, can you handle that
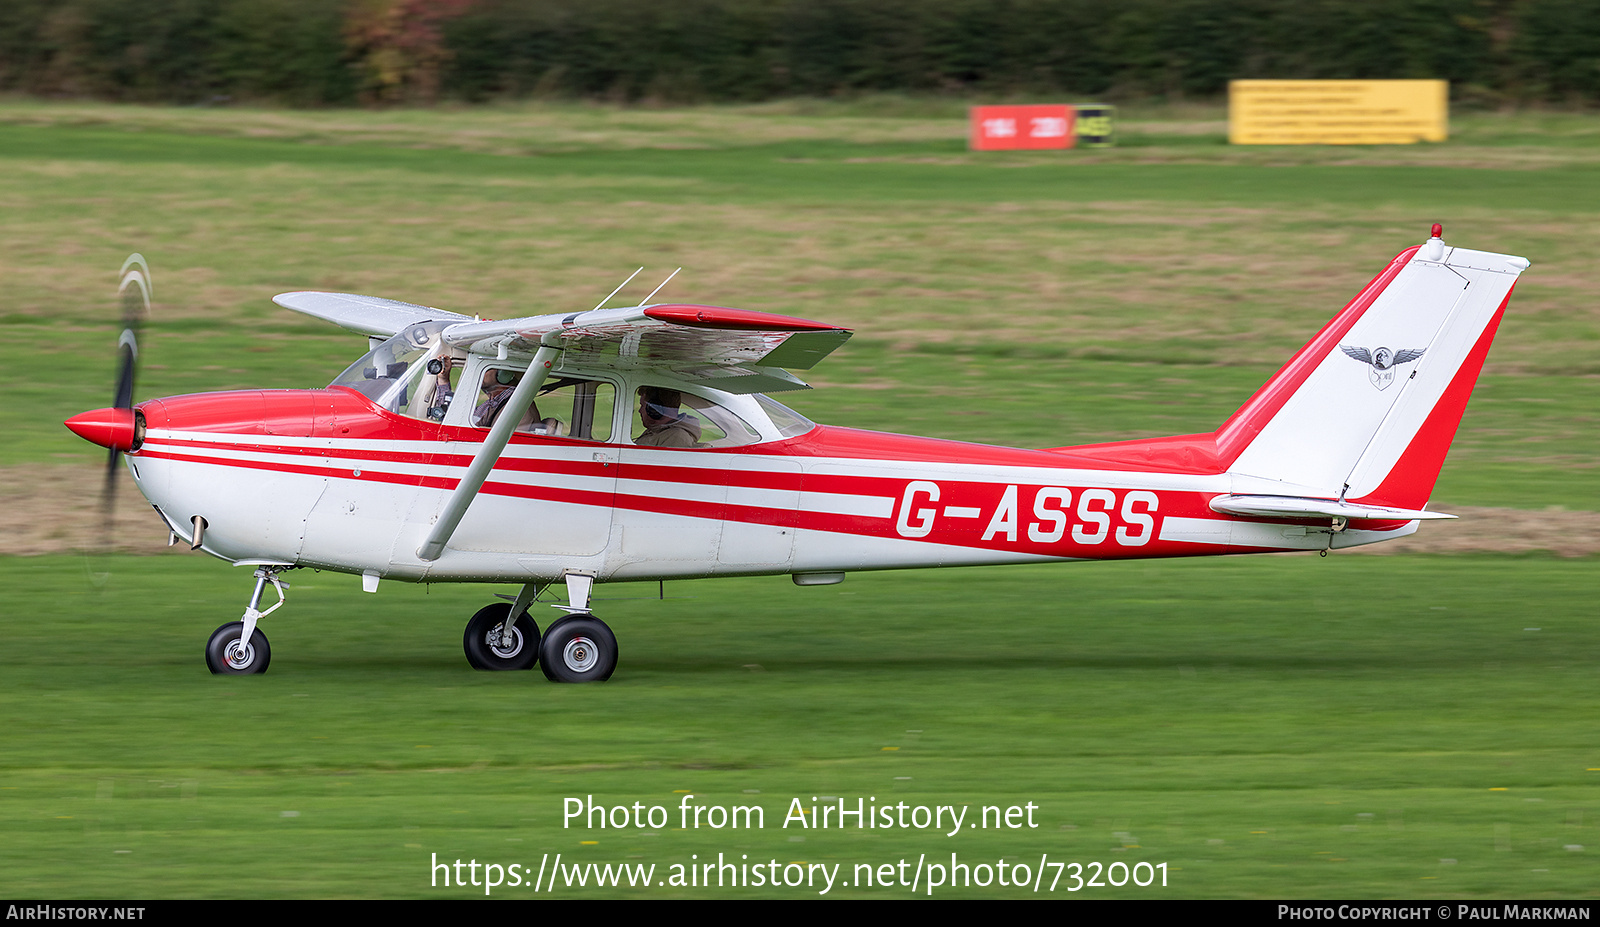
[1209,494,1455,522]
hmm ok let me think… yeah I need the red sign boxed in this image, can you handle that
[969,105,1075,150]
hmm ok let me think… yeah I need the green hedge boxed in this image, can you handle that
[0,0,1595,106]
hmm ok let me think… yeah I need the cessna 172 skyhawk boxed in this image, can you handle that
[65,227,1526,682]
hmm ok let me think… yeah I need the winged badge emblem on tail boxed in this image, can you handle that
[1340,345,1426,391]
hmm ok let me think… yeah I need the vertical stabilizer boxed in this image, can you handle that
[1215,229,1526,509]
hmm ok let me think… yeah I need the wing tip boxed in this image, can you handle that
[644,303,849,333]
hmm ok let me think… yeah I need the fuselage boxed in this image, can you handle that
[124,384,1409,586]
[59,235,1523,680]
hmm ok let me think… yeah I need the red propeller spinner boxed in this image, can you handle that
[65,406,140,451]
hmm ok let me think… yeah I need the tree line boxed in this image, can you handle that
[0,0,1594,106]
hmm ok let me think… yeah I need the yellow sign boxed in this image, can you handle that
[1229,80,1447,145]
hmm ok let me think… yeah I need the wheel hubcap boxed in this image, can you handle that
[562,636,597,672]
[224,640,255,670]
[487,623,524,659]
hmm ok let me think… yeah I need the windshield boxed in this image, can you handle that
[753,394,816,438]
[330,321,451,401]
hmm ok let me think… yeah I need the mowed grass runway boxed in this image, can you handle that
[0,101,1595,898]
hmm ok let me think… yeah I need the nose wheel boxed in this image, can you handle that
[205,621,271,675]
[463,603,540,671]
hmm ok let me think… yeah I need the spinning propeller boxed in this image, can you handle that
[64,255,152,541]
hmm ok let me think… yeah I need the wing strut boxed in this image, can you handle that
[417,345,561,562]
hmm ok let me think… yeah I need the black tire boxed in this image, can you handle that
[538,615,617,683]
[205,621,271,675]
[463,603,540,671]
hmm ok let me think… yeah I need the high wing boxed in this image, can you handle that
[439,303,853,393]
[274,291,474,338]
[284,297,854,562]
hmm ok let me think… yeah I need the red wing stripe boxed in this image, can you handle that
[643,304,844,332]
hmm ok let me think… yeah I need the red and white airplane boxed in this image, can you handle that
[65,227,1527,681]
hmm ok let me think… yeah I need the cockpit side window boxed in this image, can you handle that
[556,378,616,441]
[631,386,761,448]
[469,369,617,440]
[470,366,528,429]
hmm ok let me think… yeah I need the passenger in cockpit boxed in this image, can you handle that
[634,387,702,447]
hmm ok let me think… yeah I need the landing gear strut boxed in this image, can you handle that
[205,621,271,674]
[206,566,290,675]
[463,581,542,670]
[463,605,539,670]
[539,615,618,683]
[538,572,617,683]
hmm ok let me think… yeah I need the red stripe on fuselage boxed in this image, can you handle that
[149,435,476,468]
[140,448,455,490]
[130,378,1318,560]
[138,438,1246,559]
[141,429,1209,511]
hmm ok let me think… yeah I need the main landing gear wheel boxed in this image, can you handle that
[205,621,271,675]
[539,615,617,683]
[463,603,540,671]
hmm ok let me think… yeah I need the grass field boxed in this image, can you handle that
[0,99,1596,898]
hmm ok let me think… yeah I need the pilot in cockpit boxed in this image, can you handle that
[473,367,520,426]
[457,362,561,434]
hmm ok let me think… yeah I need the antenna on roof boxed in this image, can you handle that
[640,267,681,306]
[593,267,644,310]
